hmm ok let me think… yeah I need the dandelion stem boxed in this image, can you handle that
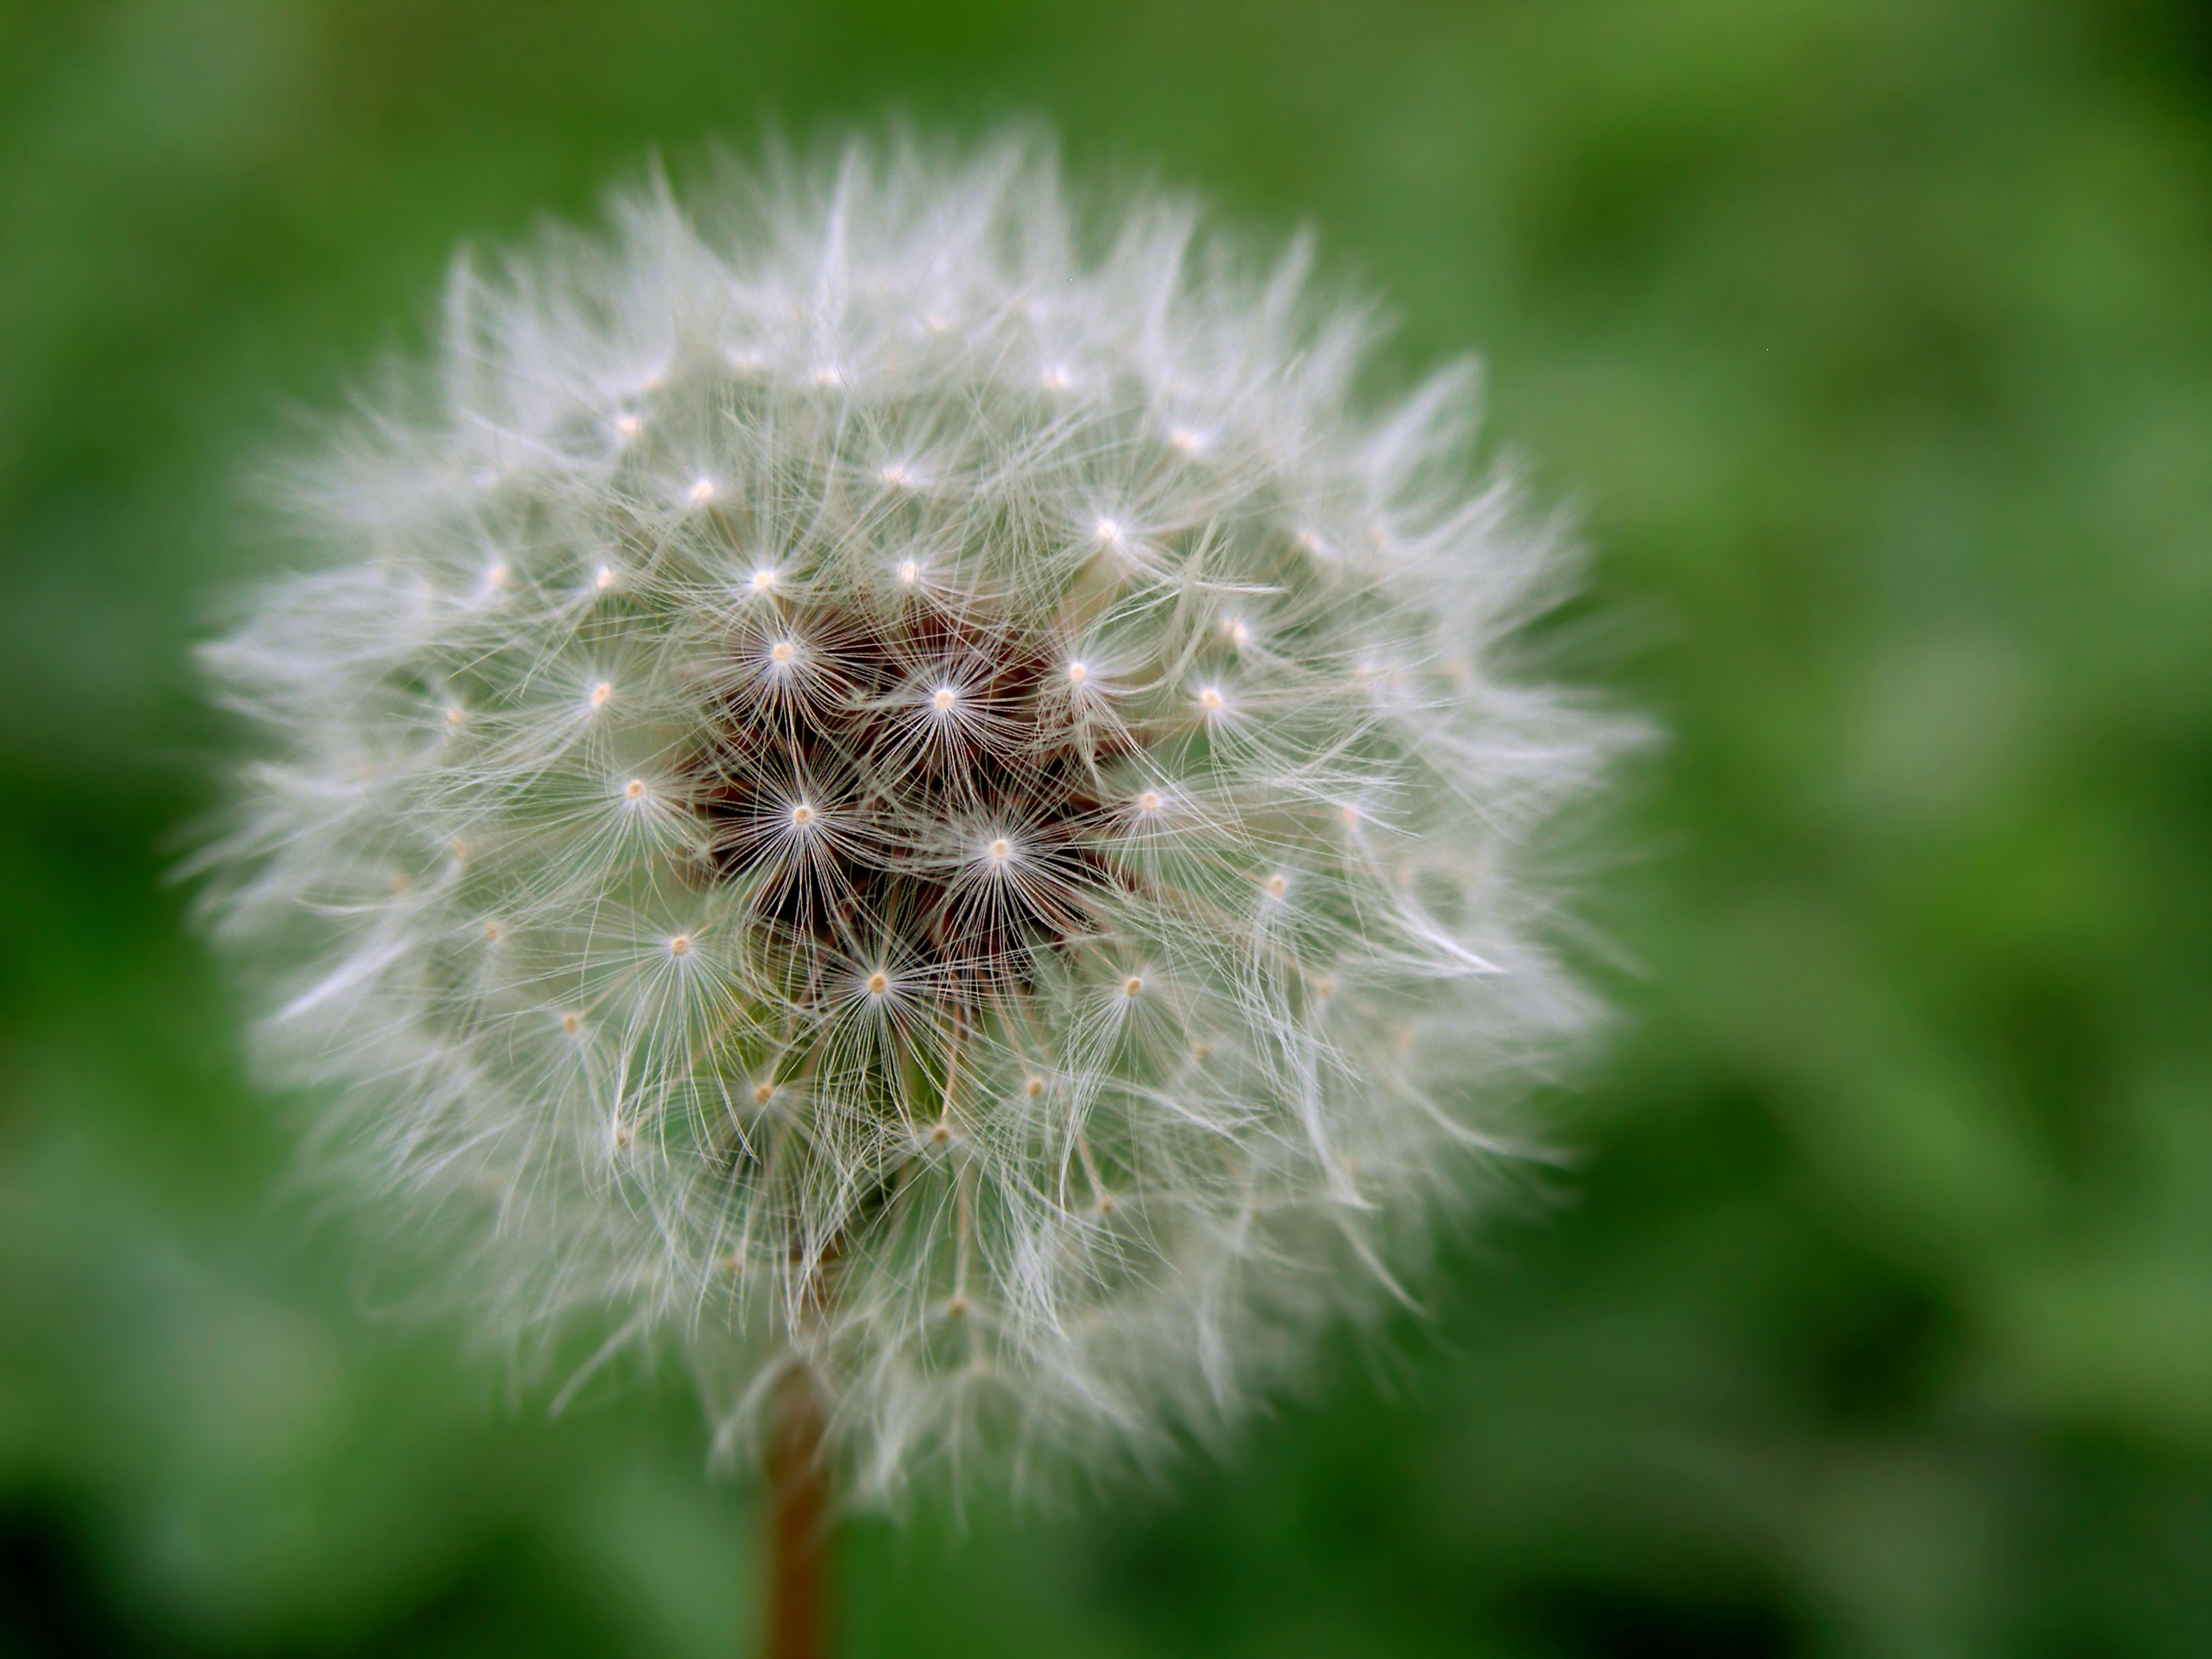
[765,1364,833,1659]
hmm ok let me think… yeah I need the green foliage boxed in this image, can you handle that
[3,1,2207,1652]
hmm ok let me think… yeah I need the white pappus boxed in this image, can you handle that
[198,131,1631,1502]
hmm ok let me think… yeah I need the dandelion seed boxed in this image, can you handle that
[199,132,1628,1509]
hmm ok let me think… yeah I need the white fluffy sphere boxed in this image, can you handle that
[201,134,1626,1499]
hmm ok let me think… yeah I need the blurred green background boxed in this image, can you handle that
[5,1,2210,1654]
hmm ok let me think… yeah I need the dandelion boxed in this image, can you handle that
[198,129,1629,1645]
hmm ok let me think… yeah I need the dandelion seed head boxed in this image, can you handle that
[198,131,1630,1503]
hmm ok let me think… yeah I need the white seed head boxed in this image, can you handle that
[197,133,1629,1502]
